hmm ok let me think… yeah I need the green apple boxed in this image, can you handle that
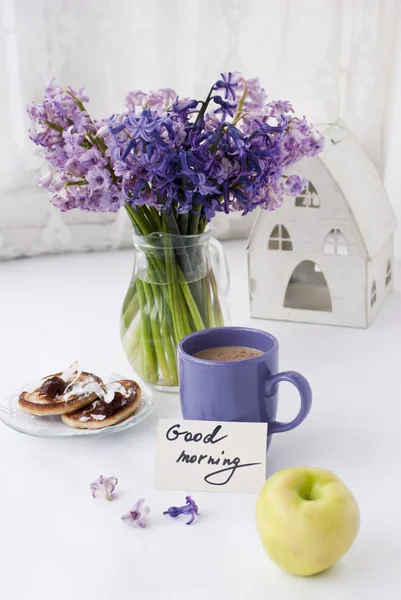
[256,466,360,576]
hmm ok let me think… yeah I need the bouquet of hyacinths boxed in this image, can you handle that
[27,74,324,388]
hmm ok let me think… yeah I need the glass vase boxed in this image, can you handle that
[120,230,230,391]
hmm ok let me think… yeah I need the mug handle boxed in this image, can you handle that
[265,371,312,434]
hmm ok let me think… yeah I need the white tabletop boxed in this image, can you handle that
[1,241,400,600]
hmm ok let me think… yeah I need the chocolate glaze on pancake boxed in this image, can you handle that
[61,379,141,430]
[18,371,103,416]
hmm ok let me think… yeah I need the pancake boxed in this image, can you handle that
[18,367,104,416]
[61,379,141,430]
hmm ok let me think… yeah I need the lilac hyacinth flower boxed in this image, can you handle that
[79,147,108,169]
[99,187,124,213]
[36,171,55,188]
[147,88,177,111]
[90,475,118,500]
[121,498,150,528]
[163,496,198,525]
[86,166,111,191]
[244,77,267,110]
[62,127,85,153]
[124,89,148,110]
[284,174,307,195]
[267,99,294,119]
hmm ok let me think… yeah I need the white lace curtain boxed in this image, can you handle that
[0,0,400,258]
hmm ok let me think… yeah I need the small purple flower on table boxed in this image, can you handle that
[163,496,198,525]
[90,475,118,500]
[121,498,150,528]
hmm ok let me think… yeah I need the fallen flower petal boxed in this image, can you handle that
[163,496,198,525]
[121,498,150,528]
[90,475,118,500]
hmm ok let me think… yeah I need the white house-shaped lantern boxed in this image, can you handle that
[247,121,397,328]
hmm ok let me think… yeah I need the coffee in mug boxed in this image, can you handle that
[193,346,263,362]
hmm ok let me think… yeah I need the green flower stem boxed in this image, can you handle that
[233,80,248,126]
[202,272,216,328]
[138,336,144,379]
[121,286,141,352]
[45,120,63,133]
[179,212,189,235]
[168,248,189,339]
[129,205,154,236]
[121,289,139,334]
[142,280,174,386]
[123,321,142,364]
[122,280,137,314]
[150,282,178,385]
[163,330,178,385]
[153,236,205,335]
[134,230,180,384]
[176,282,192,336]
[187,205,201,235]
[161,214,191,339]
[146,260,179,345]
[178,269,205,331]
[162,238,182,343]
[145,206,162,231]
[136,279,158,384]
[65,179,87,187]
[194,85,215,128]
[209,267,224,326]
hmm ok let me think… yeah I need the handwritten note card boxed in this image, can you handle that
[155,419,267,494]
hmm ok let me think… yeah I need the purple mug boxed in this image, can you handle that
[178,327,312,448]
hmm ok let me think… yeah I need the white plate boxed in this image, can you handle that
[0,375,154,439]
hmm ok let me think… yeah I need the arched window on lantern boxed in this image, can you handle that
[323,228,349,256]
[370,280,377,308]
[295,181,320,208]
[385,260,392,286]
[268,225,293,251]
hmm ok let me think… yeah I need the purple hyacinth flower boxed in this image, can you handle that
[213,96,236,120]
[90,475,118,500]
[121,498,150,528]
[214,72,238,101]
[125,111,156,142]
[163,496,198,525]
[196,173,219,196]
[171,98,199,119]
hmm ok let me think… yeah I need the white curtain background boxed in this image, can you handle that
[0,0,400,258]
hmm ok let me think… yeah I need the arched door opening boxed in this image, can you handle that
[284,260,332,312]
